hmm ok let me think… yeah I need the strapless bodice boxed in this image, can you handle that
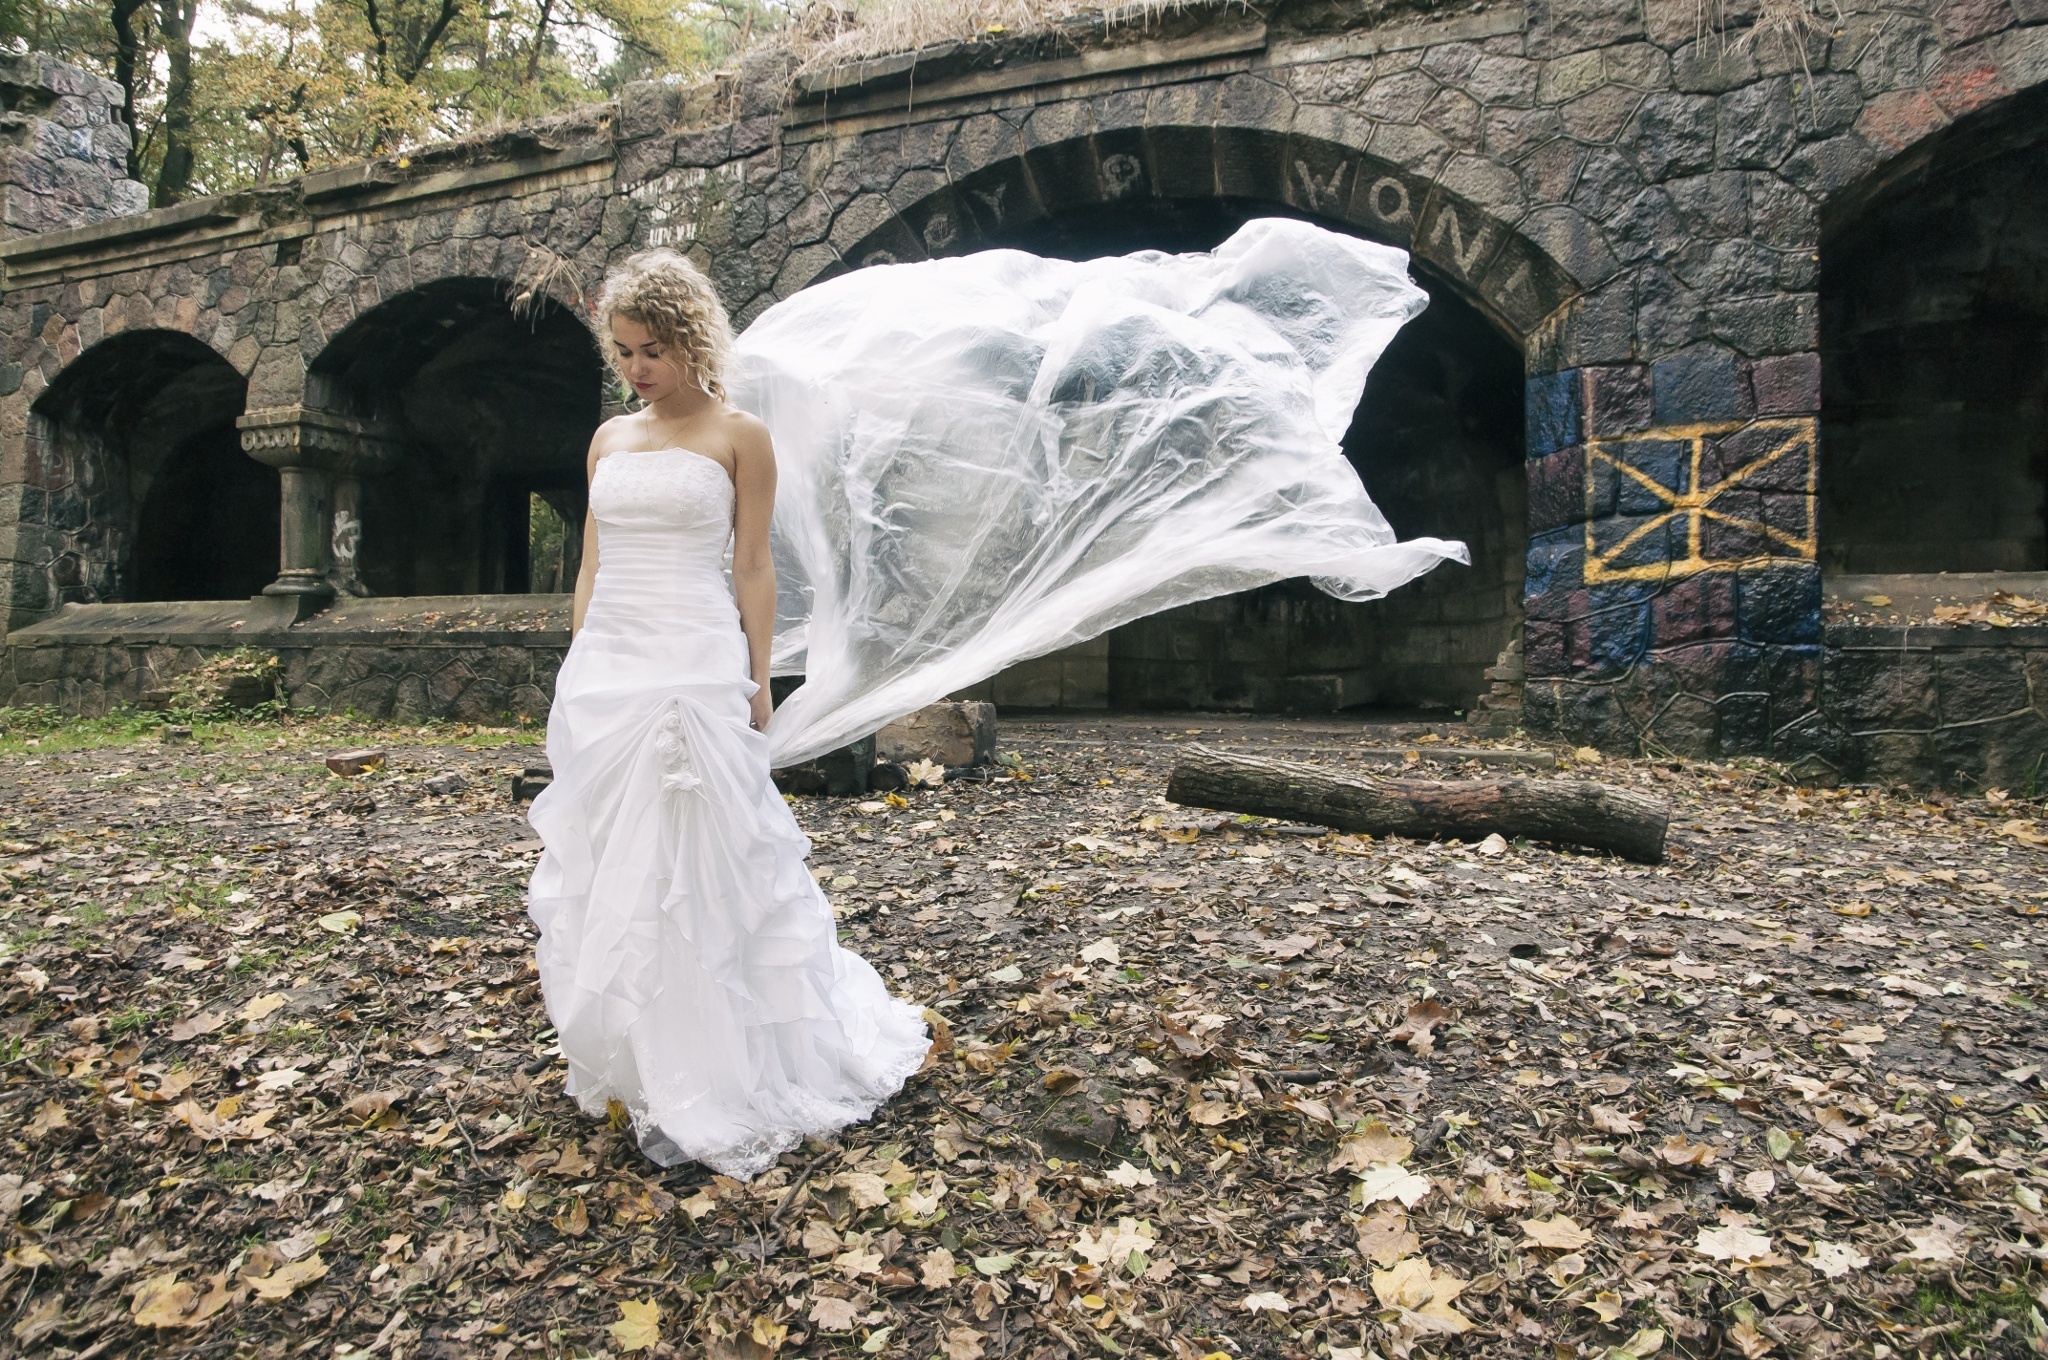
[585,448,738,639]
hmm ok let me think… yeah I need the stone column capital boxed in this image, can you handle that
[237,405,400,474]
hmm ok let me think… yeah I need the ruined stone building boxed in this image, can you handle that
[0,0,2044,786]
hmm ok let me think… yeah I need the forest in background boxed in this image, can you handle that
[0,0,786,206]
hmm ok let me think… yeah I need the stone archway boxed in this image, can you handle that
[815,127,1555,715]
[1819,81,2048,577]
[28,328,264,604]
[304,278,606,597]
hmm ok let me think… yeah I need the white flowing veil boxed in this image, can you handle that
[728,217,1471,768]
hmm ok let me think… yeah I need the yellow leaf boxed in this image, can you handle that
[25,1099,68,1137]
[315,910,360,934]
[1370,1257,1472,1334]
[132,1272,235,1329]
[1332,1119,1413,1170]
[884,792,910,809]
[609,1298,662,1352]
[1520,1215,1593,1251]
[246,1253,328,1301]
[239,992,290,1022]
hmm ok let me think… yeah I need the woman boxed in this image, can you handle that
[525,249,930,1181]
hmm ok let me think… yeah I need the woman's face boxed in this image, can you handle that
[610,314,688,404]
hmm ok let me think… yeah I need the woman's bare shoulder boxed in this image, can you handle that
[721,406,773,456]
[590,412,647,457]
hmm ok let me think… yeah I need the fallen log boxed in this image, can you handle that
[1165,745,1670,863]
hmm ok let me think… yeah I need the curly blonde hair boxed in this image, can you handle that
[596,249,734,401]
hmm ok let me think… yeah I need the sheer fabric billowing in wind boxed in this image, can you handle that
[731,218,1470,768]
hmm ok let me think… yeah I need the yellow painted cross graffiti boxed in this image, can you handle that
[1582,417,1817,584]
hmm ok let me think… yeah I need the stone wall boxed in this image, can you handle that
[0,595,566,721]
[0,53,144,241]
[1804,624,2048,790]
[0,1,2045,768]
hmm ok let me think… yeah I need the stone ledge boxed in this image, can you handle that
[5,595,571,648]
[784,22,1267,127]
[1824,623,2048,649]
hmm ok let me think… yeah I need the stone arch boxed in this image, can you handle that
[29,327,266,603]
[305,276,605,595]
[1818,79,2048,575]
[816,126,1550,715]
[820,123,1580,342]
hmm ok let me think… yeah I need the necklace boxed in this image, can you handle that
[640,409,697,452]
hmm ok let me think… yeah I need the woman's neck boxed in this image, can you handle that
[645,387,715,423]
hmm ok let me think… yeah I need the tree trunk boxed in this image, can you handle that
[151,0,196,206]
[110,0,148,182]
[1165,745,1670,863]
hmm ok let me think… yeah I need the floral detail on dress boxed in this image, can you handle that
[653,710,703,796]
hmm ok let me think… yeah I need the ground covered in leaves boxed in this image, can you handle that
[2,709,2047,1359]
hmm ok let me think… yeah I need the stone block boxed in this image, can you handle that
[1585,364,1654,435]
[1938,0,2017,45]
[1653,574,1738,646]
[875,700,997,768]
[1528,0,1646,57]
[1516,204,1620,287]
[1527,446,1588,533]
[1937,649,2032,723]
[1651,344,1748,423]
[1623,92,1717,180]
[1524,535,1587,597]
[1748,352,1820,415]
[1525,367,1583,458]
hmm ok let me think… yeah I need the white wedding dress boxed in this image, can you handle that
[526,219,1466,1178]
[525,445,930,1179]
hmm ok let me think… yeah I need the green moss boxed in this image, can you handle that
[1906,1279,2041,1354]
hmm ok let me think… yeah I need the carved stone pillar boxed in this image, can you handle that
[238,406,399,625]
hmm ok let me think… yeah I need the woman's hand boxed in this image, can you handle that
[749,686,773,734]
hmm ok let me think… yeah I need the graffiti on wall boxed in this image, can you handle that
[1583,418,1817,584]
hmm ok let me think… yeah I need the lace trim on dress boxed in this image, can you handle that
[620,999,932,1180]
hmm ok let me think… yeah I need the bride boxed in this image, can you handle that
[524,249,931,1181]
[527,219,1465,1179]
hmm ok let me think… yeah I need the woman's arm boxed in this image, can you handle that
[570,435,604,637]
[729,415,778,732]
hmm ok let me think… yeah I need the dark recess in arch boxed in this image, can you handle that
[1820,81,2048,576]
[309,278,605,595]
[898,193,1527,714]
[31,328,270,603]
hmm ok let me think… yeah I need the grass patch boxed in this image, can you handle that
[0,706,547,758]
[1907,1279,2041,1355]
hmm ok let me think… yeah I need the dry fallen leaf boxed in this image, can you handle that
[1332,1120,1414,1171]
[919,1246,957,1290]
[1355,1205,1419,1267]
[940,1326,987,1360]
[244,1252,328,1302]
[1387,999,1451,1057]
[808,1296,861,1331]
[1356,1163,1431,1208]
[1806,1240,1870,1278]
[131,1271,235,1329]
[608,1298,662,1352]
[1899,1218,1967,1264]
[24,1099,68,1138]
[238,993,288,1025]
[1694,1222,1774,1263]
[1370,1257,1472,1335]
[1520,1215,1592,1251]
